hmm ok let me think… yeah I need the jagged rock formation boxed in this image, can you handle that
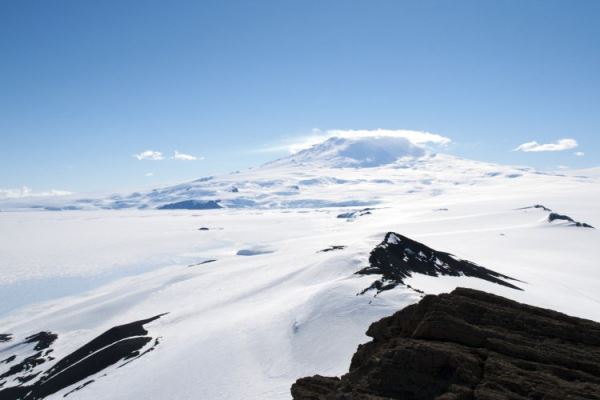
[0,314,165,400]
[519,205,594,228]
[549,212,594,228]
[291,288,600,400]
[357,233,522,294]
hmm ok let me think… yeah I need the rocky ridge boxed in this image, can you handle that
[291,288,600,399]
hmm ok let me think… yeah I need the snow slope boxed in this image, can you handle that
[1,136,599,399]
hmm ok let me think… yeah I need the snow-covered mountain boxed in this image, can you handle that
[1,135,599,399]
[0,135,584,212]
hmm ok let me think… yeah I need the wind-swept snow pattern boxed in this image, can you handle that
[1,135,599,399]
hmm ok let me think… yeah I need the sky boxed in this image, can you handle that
[1,0,599,195]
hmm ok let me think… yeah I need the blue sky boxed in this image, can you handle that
[1,0,599,194]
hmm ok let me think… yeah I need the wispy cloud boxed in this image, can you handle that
[173,151,201,161]
[574,151,585,157]
[513,138,578,152]
[260,129,451,154]
[0,186,72,200]
[134,150,164,160]
[145,172,154,177]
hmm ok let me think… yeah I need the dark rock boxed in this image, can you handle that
[518,205,594,228]
[291,288,600,400]
[318,245,347,253]
[337,208,374,220]
[198,227,210,231]
[188,259,217,267]
[0,314,165,399]
[24,332,58,352]
[549,212,594,228]
[0,331,58,387]
[519,204,553,212]
[0,334,11,343]
[357,233,522,294]
[158,200,222,210]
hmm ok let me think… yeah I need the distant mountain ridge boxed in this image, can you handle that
[0,135,579,211]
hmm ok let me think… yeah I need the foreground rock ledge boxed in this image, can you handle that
[291,288,600,400]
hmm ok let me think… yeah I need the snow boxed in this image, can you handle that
[1,136,600,399]
[386,233,401,245]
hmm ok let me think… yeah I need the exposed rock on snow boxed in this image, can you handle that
[157,200,222,210]
[549,212,594,228]
[0,334,11,343]
[291,288,600,400]
[357,233,522,294]
[519,204,553,212]
[337,208,374,221]
[518,205,594,228]
[188,259,217,267]
[317,245,347,253]
[0,315,164,400]
[0,331,58,391]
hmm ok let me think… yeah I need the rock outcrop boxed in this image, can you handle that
[548,212,594,228]
[291,288,600,399]
[0,314,165,400]
[357,233,522,294]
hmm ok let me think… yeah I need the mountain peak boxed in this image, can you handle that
[269,136,429,168]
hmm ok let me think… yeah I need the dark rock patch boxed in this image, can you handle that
[198,227,210,231]
[337,208,374,221]
[0,334,11,343]
[518,205,594,228]
[188,259,217,267]
[291,288,600,400]
[357,232,522,294]
[519,204,553,212]
[0,314,165,399]
[0,331,58,388]
[158,200,222,210]
[1,356,16,365]
[549,212,594,228]
[317,245,347,253]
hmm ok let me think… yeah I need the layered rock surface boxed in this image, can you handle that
[291,288,600,399]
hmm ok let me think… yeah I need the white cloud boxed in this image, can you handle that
[513,138,578,152]
[173,151,201,161]
[574,151,585,157]
[145,172,154,177]
[263,129,451,154]
[134,150,164,160]
[0,186,73,200]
